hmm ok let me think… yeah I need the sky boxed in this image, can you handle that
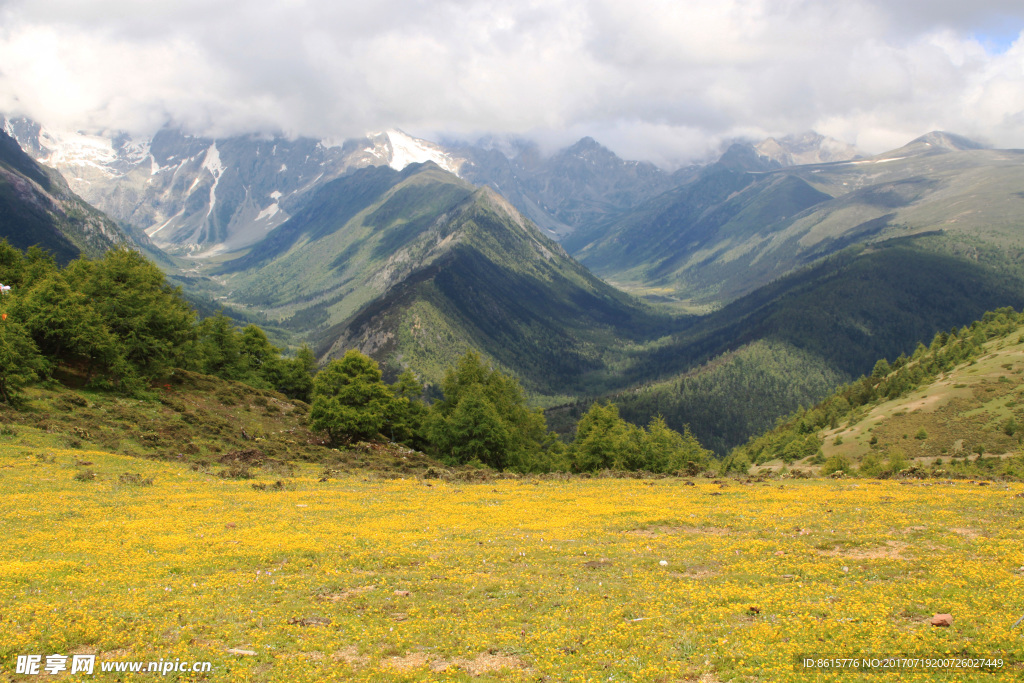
[1,0,1022,167]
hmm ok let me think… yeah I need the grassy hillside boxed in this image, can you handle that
[610,340,848,455]
[730,307,1024,479]
[0,371,440,476]
[325,189,673,395]
[543,240,1024,454]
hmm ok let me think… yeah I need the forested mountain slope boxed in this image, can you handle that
[214,162,674,396]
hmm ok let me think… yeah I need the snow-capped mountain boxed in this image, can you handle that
[364,129,464,174]
[1,117,467,256]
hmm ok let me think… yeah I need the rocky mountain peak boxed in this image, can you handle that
[754,131,863,166]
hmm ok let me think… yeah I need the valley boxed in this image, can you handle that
[5,119,1024,457]
[5,4,1024,680]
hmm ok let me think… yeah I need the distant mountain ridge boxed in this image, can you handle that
[568,131,1024,307]
[454,136,695,238]
[4,114,873,256]
[754,132,863,166]
[212,161,670,395]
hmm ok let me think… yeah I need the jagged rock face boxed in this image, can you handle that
[2,119,467,256]
[0,128,129,263]
[5,114,695,249]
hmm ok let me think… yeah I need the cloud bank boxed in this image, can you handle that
[1,0,1022,166]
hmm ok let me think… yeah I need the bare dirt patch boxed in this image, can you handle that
[331,646,369,667]
[582,559,613,568]
[383,651,530,676]
[628,525,731,537]
[453,653,529,676]
[819,540,907,560]
[668,565,720,579]
[383,652,431,671]
[317,584,376,601]
[951,527,985,539]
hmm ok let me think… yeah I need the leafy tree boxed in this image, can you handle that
[309,350,396,444]
[569,403,710,473]
[13,274,120,378]
[389,369,428,448]
[443,383,512,467]
[65,248,197,381]
[0,314,46,404]
[21,246,59,287]
[570,402,631,472]
[239,325,281,379]
[428,351,555,470]
[641,416,711,474]
[197,313,247,381]
[276,344,317,402]
[0,239,25,287]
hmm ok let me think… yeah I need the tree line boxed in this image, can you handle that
[309,348,712,474]
[0,240,315,402]
[0,240,712,474]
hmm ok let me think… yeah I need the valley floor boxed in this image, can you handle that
[1,446,1023,681]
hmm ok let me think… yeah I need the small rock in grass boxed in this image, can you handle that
[226,648,257,656]
[930,613,953,627]
[659,560,668,566]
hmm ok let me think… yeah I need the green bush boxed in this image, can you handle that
[309,350,397,445]
[821,453,852,476]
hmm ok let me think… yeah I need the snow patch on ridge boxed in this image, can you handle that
[385,129,461,174]
[37,129,117,174]
[202,143,225,178]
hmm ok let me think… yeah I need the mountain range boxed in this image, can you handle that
[211,161,672,396]
[2,117,861,253]
[3,116,1023,454]
[566,131,1024,308]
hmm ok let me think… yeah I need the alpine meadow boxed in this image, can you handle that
[3,1,1024,680]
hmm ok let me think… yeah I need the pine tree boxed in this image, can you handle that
[444,384,512,468]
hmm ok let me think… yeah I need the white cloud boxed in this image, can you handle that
[0,0,1022,166]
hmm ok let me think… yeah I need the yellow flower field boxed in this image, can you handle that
[1,444,1023,681]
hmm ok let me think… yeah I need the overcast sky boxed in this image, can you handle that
[1,0,1022,166]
